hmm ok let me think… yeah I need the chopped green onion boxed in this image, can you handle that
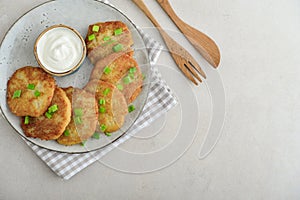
[88,34,96,41]
[128,105,135,113]
[48,104,58,113]
[123,76,132,84]
[112,43,123,52]
[92,132,100,139]
[99,99,106,105]
[34,90,41,97]
[74,108,83,116]
[129,67,137,74]
[74,116,82,124]
[64,130,70,136]
[99,106,106,114]
[92,25,100,32]
[102,39,116,46]
[45,112,52,119]
[24,116,30,125]
[105,132,112,137]
[103,66,112,75]
[103,36,111,41]
[117,84,123,91]
[12,90,22,99]
[80,140,87,146]
[100,124,107,132]
[114,28,123,36]
[45,104,58,119]
[142,73,146,80]
[27,84,35,90]
[129,73,135,80]
[103,88,110,96]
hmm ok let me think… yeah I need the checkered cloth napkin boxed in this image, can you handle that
[22,1,178,180]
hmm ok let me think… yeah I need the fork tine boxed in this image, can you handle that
[179,63,199,85]
[188,60,206,79]
[169,52,199,85]
[184,63,202,83]
[184,70,198,85]
[178,64,198,85]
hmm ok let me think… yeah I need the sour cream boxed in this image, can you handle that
[35,25,86,75]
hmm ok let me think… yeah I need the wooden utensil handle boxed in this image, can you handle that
[156,0,184,26]
[132,0,172,47]
[132,0,161,29]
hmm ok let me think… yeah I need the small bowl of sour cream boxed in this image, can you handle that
[34,24,86,76]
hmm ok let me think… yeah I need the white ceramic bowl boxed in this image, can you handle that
[34,24,86,76]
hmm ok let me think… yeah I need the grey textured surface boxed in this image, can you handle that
[1,0,300,199]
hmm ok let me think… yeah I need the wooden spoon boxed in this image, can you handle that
[156,0,221,68]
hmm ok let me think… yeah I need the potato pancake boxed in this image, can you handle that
[84,80,127,133]
[7,66,56,117]
[85,21,133,64]
[21,87,71,140]
[57,87,98,146]
[90,53,143,103]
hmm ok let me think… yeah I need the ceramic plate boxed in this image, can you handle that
[0,0,151,153]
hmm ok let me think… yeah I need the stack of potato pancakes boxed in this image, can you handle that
[7,21,143,146]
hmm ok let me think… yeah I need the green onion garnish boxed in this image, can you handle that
[129,67,137,74]
[103,36,111,41]
[128,105,135,113]
[92,25,100,32]
[48,104,58,113]
[45,112,52,119]
[92,132,100,139]
[88,34,96,41]
[117,84,123,91]
[27,84,35,90]
[34,90,41,97]
[105,132,112,137]
[99,106,106,114]
[99,99,106,105]
[142,73,146,80]
[74,108,83,117]
[12,90,21,99]
[112,43,123,52]
[45,104,58,119]
[103,66,112,75]
[80,140,87,146]
[129,73,135,80]
[123,76,132,84]
[74,116,82,124]
[114,28,123,36]
[103,88,110,96]
[24,116,30,125]
[102,40,116,46]
[64,130,70,136]
[100,124,107,132]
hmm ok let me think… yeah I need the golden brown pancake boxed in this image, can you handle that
[57,87,98,146]
[7,66,56,117]
[90,53,143,103]
[85,21,133,64]
[21,87,71,140]
[84,80,127,133]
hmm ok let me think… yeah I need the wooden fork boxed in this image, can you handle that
[132,0,206,85]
